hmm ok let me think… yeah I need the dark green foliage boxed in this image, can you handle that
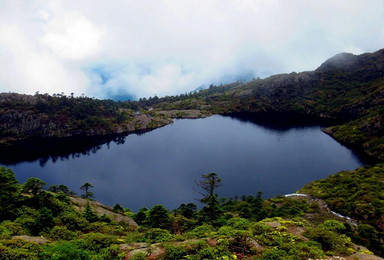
[80,182,94,199]
[227,192,266,221]
[82,203,99,223]
[39,241,91,260]
[301,164,384,224]
[355,224,382,252]
[148,205,171,229]
[49,226,77,241]
[0,167,20,221]
[22,178,46,196]
[269,197,310,218]
[162,244,187,260]
[112,203,124,213]
[48,185,58,193]
[35,207,55,234]
[305,227,353,255]
[144,228,173,243]
[76,232,117,252]
[0,166,381,259]
[133,207,148,225]
[196,173,223,224]
[186,224,215,238]
[99,214,112,223]
[59,210,88,231]
[170,215,195,234]
[0,239,41,259]
[130,252,147,260]
[48,184,74,195]
[176,203,197,219]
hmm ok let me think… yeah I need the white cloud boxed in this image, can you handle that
[0,0,383,99]
[41,12,104,60]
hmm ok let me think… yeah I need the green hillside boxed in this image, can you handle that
[0,167,379,259]
[1,48,384,259]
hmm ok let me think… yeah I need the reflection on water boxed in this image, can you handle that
[4,113,369,211]
[0,130,152,166]
[225,112,339,131]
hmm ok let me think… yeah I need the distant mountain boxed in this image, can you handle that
[148,48,384,160]
[1,48,384,160]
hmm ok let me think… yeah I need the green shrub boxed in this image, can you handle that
[0,244,39,260]
[216,226,237,237]
[251,222,273,236]
[305,227,354,255]
[88,222,125,236]
[76,232,117,252]
[163,244,187,260]
[130,252,147,260]
[225,218,250,230]
[195,247,216,259]
[49,226,77,240]
[0,239,41,259]
[40,241,91,260]
[287,241,325,259]
[59,210,88,231]
[261,247,287,259]
[0,221,25,239]
[319,220,345,233]
[186,224,215,238]
[125,230,145,243]
[144,228,173,243]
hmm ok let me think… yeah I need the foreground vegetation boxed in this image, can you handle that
[301,163,384,255]
[0,167,381,259]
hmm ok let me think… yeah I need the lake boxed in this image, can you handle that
[4,113,368,212]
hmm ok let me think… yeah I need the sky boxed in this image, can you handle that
[0,0,383,100]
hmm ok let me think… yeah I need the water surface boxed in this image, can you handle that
[5,114,366,211]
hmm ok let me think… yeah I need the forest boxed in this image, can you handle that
[0,167,381,259]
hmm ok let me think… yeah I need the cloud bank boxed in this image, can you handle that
[0,0,383,99]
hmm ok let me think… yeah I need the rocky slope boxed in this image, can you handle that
[149,48,384,160]
[2,49,383,159]
[0,93,172,146]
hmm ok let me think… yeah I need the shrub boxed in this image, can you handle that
[251,222,273,236]
[49,226,77,240]
[163,244,187,260]
[39,241,91,260]
[319,220,345,233]
[0,239,41,259]
[76,232,117,252]
[186,224,215,238]
[0,221,25,239]
[225,217,250,230]
[130,252,147,260]
[59,210,88,231]
[261,247,287,259]
[144,228,173,243]
[305,227,354,255]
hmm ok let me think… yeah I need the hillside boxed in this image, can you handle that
[0,167,382,259]
[145,48,384,160]
[0,93,172,146]
[1,48,384,259]
[1,48,384,160]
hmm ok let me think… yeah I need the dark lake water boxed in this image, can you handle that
[4,114,367,212]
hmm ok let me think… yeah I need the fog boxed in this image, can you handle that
[0,0,383,99]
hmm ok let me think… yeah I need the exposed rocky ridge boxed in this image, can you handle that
[148,48,384,160]
[0,93,172,145]
[69,196,138,230]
